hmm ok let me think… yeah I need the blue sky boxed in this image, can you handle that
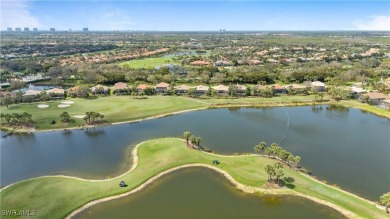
[1,0,389,31]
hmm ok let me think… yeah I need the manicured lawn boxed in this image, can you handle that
[119,57,178,68]
[1,95,388,131]
[339,100,390,118]
[201,95,317,104]
[0,138,385,219]
[0,96,208,130]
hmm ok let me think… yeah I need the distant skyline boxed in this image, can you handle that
[1,0,390,31]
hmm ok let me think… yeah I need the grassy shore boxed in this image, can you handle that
[0,138,386,219]
[1,95,388,131]
[0,96,208,130]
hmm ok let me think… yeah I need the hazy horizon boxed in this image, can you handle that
[1,0,390,31]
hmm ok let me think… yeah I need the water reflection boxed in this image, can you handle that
[1,106,388,201]
[74,168,346,219]
[84,127,106,137]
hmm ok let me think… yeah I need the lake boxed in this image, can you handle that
[73,167,347,219]
[1,106,389,200]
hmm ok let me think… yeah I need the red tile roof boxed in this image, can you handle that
[113,82,128,90]
[190,60,210,65]
[156,82,170,88]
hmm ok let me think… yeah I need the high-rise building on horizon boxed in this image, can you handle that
[83,28,89,32]
[7,27,12,31]
[15,27,21,32]
[33,28,38,32]
[50,28,55,32]
[24,27,30,32]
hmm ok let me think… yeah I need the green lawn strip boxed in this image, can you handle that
[1,138,386,219]
[118,57,176,68]
[0,96,208,130]
[201,95,317,104]
[339,100,390,118]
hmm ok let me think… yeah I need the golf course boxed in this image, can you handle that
[1,95,388,131]
[0,138,387,219]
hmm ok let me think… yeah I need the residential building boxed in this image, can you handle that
[23,90,41,96]
[91,85,109,94]
[190,60,211,66]
[212,85,229,94]
[195,85,208,95]
[175,85,191,95]
[136,84,152,93]
[311,81,326,92]
[155,82,170,94]
[364,92,388,105]
[113,82,128,94]
[271,84,287,94]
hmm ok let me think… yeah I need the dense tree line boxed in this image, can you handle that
[0,112,34,127]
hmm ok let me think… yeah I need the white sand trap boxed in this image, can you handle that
[58,104,71,108]
[73,115,86,119]
[37,104,49,108]
[61,101,74,104]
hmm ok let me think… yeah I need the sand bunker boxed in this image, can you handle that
[73,115,86,119]
[61,101,74,104]
[37,104,49,108]
[58,104,71,108]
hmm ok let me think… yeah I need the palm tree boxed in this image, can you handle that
[293,156,301,169]
[380,192,390,213]
[195,137,202,146]
[265,147,272,156]
[189,135,196,146]
[274,162,284,184]
[259,142,267,154]
[0,113,5,122]
[254,145,262,155]
[60,112,70,123]
[264,165,274,182]
[183,131,191,146]
[270,143,280,158]
[275,169,284,185]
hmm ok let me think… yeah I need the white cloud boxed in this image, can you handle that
[353,15,390,30]
[89,9,137,31]
[0,0,42,29]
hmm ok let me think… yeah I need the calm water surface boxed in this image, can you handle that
[74,167,347,219]
[1,106,389,200]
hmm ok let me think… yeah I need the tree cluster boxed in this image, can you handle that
[0,112,34,127]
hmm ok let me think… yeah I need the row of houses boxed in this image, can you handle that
[103,81,325,96]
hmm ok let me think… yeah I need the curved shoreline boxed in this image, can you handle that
[65,164,358,219]
[59,139,373,219]
[33,107,208,133]
[2,99,388,133]
[1,138,386,218]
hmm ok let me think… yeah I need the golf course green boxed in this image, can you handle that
[0,138,387,219]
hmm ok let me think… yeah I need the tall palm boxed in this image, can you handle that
[195,137,202,146]
[259,142,267,154]
[270,143,279,158]
[265,148,272,156]
[254,145,262,155]
[264,165,274,182]
[183,131,191,146]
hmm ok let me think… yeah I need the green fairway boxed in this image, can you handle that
[1,95,389,130]
[119,57,177,68]
[0,96,208,130]
[0,138,386,219]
